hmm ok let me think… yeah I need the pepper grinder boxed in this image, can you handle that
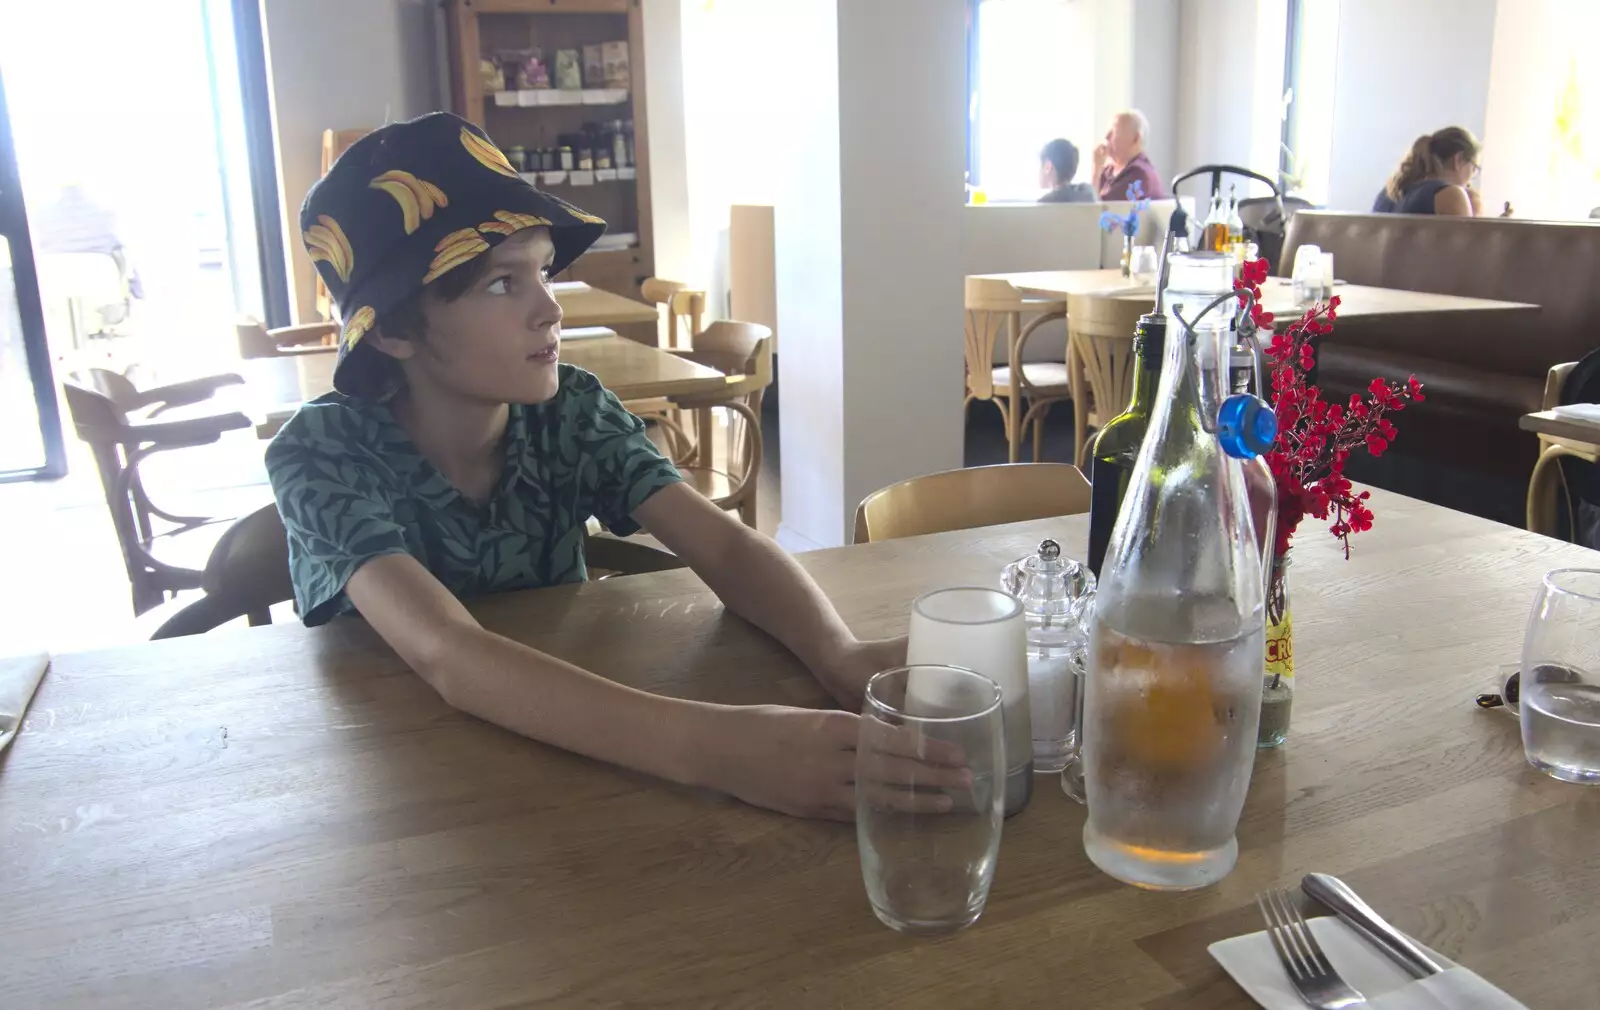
[1001,539,1096,784]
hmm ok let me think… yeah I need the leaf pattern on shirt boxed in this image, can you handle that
[265,365,681,626]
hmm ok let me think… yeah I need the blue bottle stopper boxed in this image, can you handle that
[1217,394,1277,459]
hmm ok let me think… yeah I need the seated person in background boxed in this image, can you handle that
[269,112,956,823]
[1038,138,1095,203]
[1372,127,1481,216]
[1093,109,1168,200]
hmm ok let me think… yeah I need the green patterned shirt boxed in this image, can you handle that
[266,365,682,626]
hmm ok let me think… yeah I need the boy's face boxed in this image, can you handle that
[383,227,565,405]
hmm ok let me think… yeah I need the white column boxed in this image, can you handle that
[775,0,968,550]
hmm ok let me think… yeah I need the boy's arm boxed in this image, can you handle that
[633,483,904,708]
[344,553,959,820]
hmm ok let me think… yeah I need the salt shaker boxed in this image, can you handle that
[1001,539,1096,776]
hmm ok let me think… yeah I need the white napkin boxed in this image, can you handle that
[1551,403,1600,423]
[0,652,49,754]
[1210,915,1527,1009]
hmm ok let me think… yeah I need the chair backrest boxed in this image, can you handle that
[1066,292,1145,418]
[237,319,340,359]
[640,277,706,349]
[61,379,159,603]
[682,320,773,475]
[853,463,1092,544]
[964,277,1027,400]
[73,368,142,413]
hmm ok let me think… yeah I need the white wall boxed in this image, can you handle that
[261,0,441,322]
[641,0,691,283]
[770,0,969,550]
[1323,0,1497,210]
[1130,0,1179,182]
[1479,0,1600,219]
[1174,0,1284,198]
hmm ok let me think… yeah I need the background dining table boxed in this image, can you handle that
[976,268,1543,324]
[250,334,727,438]
[1,488,1596,1008]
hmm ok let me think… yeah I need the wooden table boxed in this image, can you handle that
[252,336,727,438]
[551,281,660,328]
[3,489,1597,1008]
[1520,408,1600,446]
[979,270,1542,323]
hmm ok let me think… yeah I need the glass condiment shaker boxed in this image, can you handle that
[1001,539,1096,777]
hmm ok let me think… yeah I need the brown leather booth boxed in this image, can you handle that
[1280,212,1600,492]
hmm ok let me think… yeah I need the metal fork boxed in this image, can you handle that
[1256,888,1368,1009]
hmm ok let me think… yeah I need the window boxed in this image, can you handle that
[1280,0,1340,205]
[967,0,1096,202]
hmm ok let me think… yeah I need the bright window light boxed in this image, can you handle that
[972,0,1095,202]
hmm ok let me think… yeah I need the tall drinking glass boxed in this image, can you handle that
[906,587,1032,815]
[857,665,1005,935]
[1521,569,1600,784]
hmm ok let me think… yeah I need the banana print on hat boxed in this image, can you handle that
[478,209,553,236]
[341,306,376,349]
[304,214,354,283]
[424,227,492,284]
[459,126,520,178]
[369,170,449,234]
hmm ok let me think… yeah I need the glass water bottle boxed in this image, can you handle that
[1082,251,1276,891]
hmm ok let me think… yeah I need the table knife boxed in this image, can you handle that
[1302,872,1446,979]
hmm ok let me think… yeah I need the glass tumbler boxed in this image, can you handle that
[857,665,1005,935]
[1520,568,1600,784]
[906,587,1032,815]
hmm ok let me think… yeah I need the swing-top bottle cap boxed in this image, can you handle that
[1217,394,1278,459]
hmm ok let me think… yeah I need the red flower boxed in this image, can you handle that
[1240,258,1420,563]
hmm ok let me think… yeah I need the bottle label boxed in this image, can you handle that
[1087,454,1134,577]
[1265,608,1294,682]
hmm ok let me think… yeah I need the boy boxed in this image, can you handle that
[269,113,963,821]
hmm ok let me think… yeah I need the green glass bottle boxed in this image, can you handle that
[1086,312,1164,577]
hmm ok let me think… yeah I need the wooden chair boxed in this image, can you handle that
[73,366,245,420]
[640,278,706,350]
[964,277,1071,463]
[1527,361,1600,539]
[152,508,687,639]
[236,319,339,359]
[62,375,254,616]
[1065,292,1148,468]
[853,463,1092,544]
[666,321,773,526]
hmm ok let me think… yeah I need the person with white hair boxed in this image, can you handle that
[1092,109,1167,200]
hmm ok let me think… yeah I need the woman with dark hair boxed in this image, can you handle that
[1372,127,1482,216]
[1038,138,1094,203]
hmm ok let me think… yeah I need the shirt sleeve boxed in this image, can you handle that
[568,372,683,536]
[266,418,414,626]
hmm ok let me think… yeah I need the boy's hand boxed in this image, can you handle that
[812,636,907,710]
[699,705,969,822]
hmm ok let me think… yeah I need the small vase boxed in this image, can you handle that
[1120,234,1135,277]
[1259,552,1293,748]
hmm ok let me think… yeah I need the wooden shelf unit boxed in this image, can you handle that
[444,0,653,301]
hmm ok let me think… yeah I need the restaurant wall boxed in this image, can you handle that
[261,0,442,323]
[1174,0,1285,198]
[1323,0,1497,211]
[764,0,968,551]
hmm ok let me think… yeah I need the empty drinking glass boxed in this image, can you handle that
[857,665,1005,935]
[1520,568,1600,784]
[1131,245,1160,284]
[907,587,1032,815]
